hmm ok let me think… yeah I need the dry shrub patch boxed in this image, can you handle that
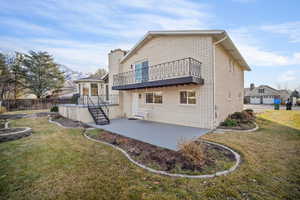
[87,130,235,175]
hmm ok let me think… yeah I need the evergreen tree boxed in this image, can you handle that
[22,51,65,98]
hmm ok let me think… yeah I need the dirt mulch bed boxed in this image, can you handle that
[51,115,91,128]
[87,129,236,175]
[0,128,26,134]
[218,121,256,130]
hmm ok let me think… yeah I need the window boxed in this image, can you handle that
[154,92,162,104]
[145,92,162,104]
[91,83,98,96]
[78,84,81,95]
[258,88,264,93]
[146,93,153,103]
[83,85,89,96]
[135,60,149,82]
[180,91,196,104]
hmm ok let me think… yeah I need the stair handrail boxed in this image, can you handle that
[97,96,109,117]
[85,95,110,124]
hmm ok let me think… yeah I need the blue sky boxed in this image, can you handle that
[0,0,299,90]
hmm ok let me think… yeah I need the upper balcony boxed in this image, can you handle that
[112,57,204,90]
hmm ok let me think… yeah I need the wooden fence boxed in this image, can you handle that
[1,98,75,111]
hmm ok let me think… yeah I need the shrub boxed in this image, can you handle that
[0,106,7,114]
[178,139,206,166]
[221,118,238,127]
[50,106,59,112]
[244,108,254,115]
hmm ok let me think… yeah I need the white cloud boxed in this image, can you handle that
[279,70,298,81]
[0,37,132,73]
[229,28,300,67]
[0,0,213,72]
[261,21,300,43]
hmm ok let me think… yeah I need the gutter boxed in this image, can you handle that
[212,34,228,128]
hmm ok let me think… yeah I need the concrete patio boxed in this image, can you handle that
[88,118,210,150]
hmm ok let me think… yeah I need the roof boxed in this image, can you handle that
[74,76,104,83]
[244,85,290,97]
[120,30,251,71]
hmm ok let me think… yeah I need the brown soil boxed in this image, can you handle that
[52,115,91,128]
[0,128,26,134]
[87,130,236,175]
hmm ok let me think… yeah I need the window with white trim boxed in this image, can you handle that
[180,91,196,104]
[145,92,162,104]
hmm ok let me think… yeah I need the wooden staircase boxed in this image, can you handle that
[85,96,110,125]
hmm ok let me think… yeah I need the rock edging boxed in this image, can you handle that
[214,122,259,134]
[48,117,241,179]
[0,127,32,142]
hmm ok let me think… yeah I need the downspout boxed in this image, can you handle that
[212,35,227,129]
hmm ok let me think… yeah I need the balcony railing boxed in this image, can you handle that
[113,57,202,87]
[78,95,119,106]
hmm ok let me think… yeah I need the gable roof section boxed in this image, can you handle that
[120,30,251,71]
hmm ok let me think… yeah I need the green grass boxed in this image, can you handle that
[0,110,299,200]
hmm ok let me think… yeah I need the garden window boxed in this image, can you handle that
[180,91,196,104]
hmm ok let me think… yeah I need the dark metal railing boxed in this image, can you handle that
[85,95,109,122]
[113,57,202,86]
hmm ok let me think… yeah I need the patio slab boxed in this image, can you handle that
[88,118,210,151]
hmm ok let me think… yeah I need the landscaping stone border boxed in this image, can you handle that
[49,117,241,179]
[0,127,32,142]
[214,122,259,134]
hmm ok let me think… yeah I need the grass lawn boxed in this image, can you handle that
[2,109,50,115]
[0,110,300,200]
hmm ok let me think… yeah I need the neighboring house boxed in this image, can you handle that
[244,84,290,104]
[108,30,250,129]
[51,80,77,98]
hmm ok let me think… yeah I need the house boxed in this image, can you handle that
[51,80,77,98]
[60,30,250,129]
[109,30,250,129]
[244,83,290,104]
